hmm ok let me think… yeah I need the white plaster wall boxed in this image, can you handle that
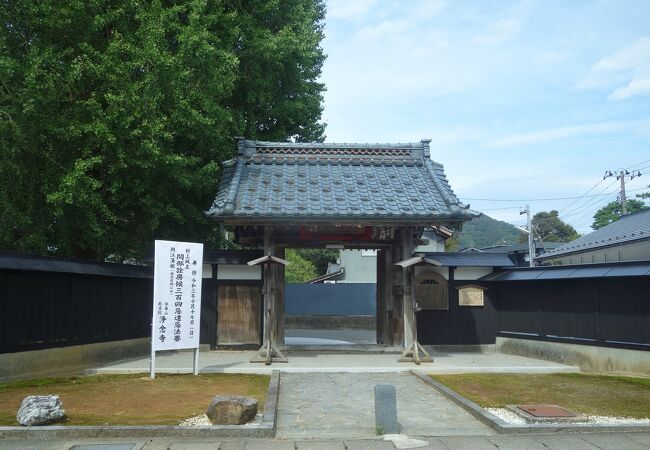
[338,249,377,283]
[453,267,494,280]
[415,266,449,280]
[0,338,150,381]
[216,264,261,280]
[542,241,650,265]
[415,231,446,252]
[497,337,650,376]
[202,263,212,279]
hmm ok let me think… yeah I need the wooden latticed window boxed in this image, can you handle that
[415,271,448,310]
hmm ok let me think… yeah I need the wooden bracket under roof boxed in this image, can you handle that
[247,254,290,266]
[393,255,442,268]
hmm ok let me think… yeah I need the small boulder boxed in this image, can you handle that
[16,395,66,426]
[206,395,258,425]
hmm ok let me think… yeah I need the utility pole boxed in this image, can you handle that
[620,170,627,214]
[604,169,642,216]
[520,204,535,267]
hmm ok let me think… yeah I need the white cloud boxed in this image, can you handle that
[471,0,531,45]
[326,0,378,21]
[577,36,650,100]
[473,17,521,44]
[484,119,649,147]
[609,75,650,100]
[351,1,446,42]
[534,51,569,66]
[593,37,650,72]
[322,0,478,108]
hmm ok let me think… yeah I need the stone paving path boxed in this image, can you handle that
[88,349,578,375]
[276,372,493,439]
[3,433,650,449]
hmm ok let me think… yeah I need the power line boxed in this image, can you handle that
[603,168,643,214]
[570,194,619,228]
[461,190,619,202]
[566,178,649,228]
[563,186,649,230]
[556,178,606,214]
[561,179,619,219]
[627,159,650,170]
[460,186,648,204]
[479,206,524,212]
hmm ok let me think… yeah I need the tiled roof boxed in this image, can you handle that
[422,252,515,267]
[537,208,650,260]
[475,242,564,254]
[207,138,476,223]
[481,260,650,281]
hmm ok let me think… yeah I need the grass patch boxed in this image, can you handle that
[430,373,650,419]
[0,373,269,426]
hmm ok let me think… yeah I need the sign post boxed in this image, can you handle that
[151,240,204,379]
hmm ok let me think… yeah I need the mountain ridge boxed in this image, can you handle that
[454,214,524,249]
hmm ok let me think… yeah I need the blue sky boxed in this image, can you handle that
[320,0,650,233]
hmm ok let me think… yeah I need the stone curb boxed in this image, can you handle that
[0,370,280,439]
[410,370,650,435]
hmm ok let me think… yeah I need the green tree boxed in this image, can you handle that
[591,200,647,229]
[456,214,523,249]
[227,0,326,142]
[0,0,326,260]
[285,249,317,283]
[532,210,580,242]
[444,235,458,252]
[293,248,338,275]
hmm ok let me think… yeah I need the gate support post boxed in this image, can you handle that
[250,226,288,365]
[395,226,432,364]
[398,262,432,364]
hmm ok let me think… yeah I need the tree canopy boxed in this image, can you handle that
[532,210,580,243]
[0,0,326,260]
[285,249,318,283]
[292,248,338,275]
[592,200,647,229]
[454,214,523,249]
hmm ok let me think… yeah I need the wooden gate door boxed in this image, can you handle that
[217,284,262,346]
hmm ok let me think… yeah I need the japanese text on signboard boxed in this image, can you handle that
[153,240,203,350]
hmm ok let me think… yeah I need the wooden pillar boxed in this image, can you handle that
[402,226,416,348]
[250,225,287,364]
[274,246,286,345]
[384,245,395,345]
[391,230,404,346]
[263,226,275,351]
[376,249,386,344]
[397,226,432,364]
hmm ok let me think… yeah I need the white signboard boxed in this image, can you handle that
[458,286,485,307]
[151,240,203,378]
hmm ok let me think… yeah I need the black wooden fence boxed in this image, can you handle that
[495,276,650,351]
[3,251,650,354]
[418,279,497,346]
[0,254,153,354]
[285,283,376,316]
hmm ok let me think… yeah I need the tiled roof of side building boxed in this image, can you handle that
[477,242,564,254]
[537,208,650,260]
[206,138,477,223]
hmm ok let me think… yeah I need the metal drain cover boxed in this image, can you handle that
[517,405,577,418]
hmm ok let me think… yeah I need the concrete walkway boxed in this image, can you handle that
[285,329,377,345]
[87,350,578,375]
[276,372,493,439]
[2,432,650,449]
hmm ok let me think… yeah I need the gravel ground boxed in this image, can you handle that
[486,408,527,425]
[487,407,650,425]
[179,413,263,427]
